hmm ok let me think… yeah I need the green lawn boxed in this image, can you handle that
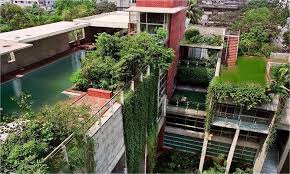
[220,56,267,86]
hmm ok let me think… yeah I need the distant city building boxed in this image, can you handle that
[12,0,54,9]
[0,0,12,6]
[96,0,132,10]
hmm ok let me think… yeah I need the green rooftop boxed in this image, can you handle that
[220,56,267,87]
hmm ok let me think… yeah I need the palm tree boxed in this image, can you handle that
[186,0,203,25]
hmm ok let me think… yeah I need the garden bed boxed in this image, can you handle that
[220,56,267,87]
[154,150,199,173]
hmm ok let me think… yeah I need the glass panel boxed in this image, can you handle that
[140,24,146,32]
[147,24,163,34]
[140,12,146,23]
[147,13,164,24]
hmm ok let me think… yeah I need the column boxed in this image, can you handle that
[225,128,240,174]
[199,132,209,173]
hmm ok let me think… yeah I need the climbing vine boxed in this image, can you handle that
[265,95,288,149]
[205,77,271,131]
[123,70,159,173]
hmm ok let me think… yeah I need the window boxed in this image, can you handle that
[68,29,85,43]
[139,12,169,34]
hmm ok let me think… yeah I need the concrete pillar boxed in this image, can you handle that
[278,136,290,174]
[199,131,209,173]
[225,128,240,174]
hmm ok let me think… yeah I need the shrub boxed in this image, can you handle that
[209,77,271,109]
[154,150,199,173]
[177,66,215,87]
[185,28,200,41]
[0,104,91,173]
[73,30,174,91]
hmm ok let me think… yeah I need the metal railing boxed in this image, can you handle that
[43,66,151,172]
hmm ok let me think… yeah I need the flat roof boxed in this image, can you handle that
[126,6,186,14]
[0,39,32,56]
[189,25,226,36]
[74,11,129,29]
[180,42,223,50]
[0,21,89,43]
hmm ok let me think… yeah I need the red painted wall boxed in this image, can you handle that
[136,0,186,7]
[136,0,187,99]
[167,9,186,99]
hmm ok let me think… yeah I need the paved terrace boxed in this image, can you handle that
[74,11,129,29]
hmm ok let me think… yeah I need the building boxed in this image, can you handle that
[198,0,246,24]
[12,0,54,9]
[0,0,289,173]
[96,0,132,10]
[0,0,12,5]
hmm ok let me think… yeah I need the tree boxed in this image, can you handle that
[72,29,174,91]
[283,31,290,46]
[186,0,203,25]
[0,103,90,173]
[95,1,117,14]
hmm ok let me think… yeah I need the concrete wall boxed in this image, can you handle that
[1,33,70,75]
[87,103,126,173]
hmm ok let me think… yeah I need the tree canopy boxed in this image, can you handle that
[0,0,116,32]
[71,29,174,91]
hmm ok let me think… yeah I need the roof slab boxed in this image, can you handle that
[0,39,32,56]
[74,11,129,29]
[126,6,187,14]
[0,21,89,43]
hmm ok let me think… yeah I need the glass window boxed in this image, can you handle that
[140,24,146,32]
[147,13,164,24]
[147,25,162,34]
[140,13,147,23]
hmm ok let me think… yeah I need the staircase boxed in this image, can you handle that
[226,35,239,68]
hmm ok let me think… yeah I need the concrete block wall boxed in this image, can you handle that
[87,103,125,173]
[1,33,70,75]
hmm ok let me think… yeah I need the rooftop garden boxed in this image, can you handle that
[220,56,267,87]
[0,29,173,173]
[181,28,223,47]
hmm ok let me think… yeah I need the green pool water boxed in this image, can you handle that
[0,50,85,114]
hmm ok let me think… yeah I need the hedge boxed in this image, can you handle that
[177,66,215,87]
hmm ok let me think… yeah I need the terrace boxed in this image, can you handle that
[220,56,267,87]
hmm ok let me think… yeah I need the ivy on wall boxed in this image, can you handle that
[177,66,215,87]
[123,71,159,173]
[205,77,271,131]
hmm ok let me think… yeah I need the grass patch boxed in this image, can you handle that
[220,56,267,86]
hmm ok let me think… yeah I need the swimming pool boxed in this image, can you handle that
[0,50,85,114]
